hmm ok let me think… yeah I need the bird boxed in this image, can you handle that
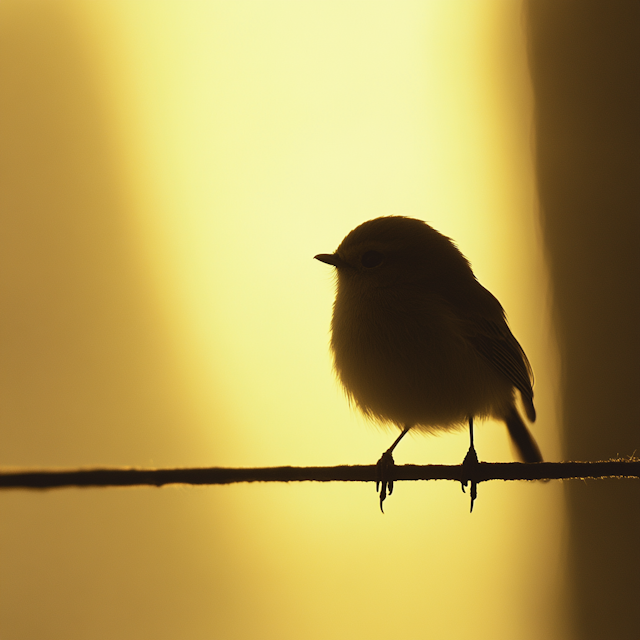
[314,216,542,511]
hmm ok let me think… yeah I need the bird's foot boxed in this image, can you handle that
[376,449,397,513]
[461,445,479,513]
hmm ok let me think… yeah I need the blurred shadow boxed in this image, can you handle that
[0,3,191,466]
[525,2,640,638]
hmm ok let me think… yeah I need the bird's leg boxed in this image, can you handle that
[376,425,411,512]
[461,416,479,512]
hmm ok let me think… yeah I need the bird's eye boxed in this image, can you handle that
[361,250,384,269]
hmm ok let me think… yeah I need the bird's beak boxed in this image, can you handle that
[314,253,348,268]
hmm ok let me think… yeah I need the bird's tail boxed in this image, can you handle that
[505,406,543,463]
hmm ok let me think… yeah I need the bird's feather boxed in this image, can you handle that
[468,316,536,421]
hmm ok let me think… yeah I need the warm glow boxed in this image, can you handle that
[0,1,565,639]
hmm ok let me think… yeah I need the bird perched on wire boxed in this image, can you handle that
[315,216,542,511]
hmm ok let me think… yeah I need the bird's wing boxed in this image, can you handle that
[414,275,536,421]
[468,316,536,421]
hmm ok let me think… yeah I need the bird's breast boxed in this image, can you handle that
[330,286,513,429]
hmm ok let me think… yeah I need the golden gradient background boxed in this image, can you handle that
[8,0,635,638]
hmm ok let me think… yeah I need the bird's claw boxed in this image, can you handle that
[376,449,396,513]
[461,445,479,512]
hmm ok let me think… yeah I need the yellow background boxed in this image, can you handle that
[1,2,566,639]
